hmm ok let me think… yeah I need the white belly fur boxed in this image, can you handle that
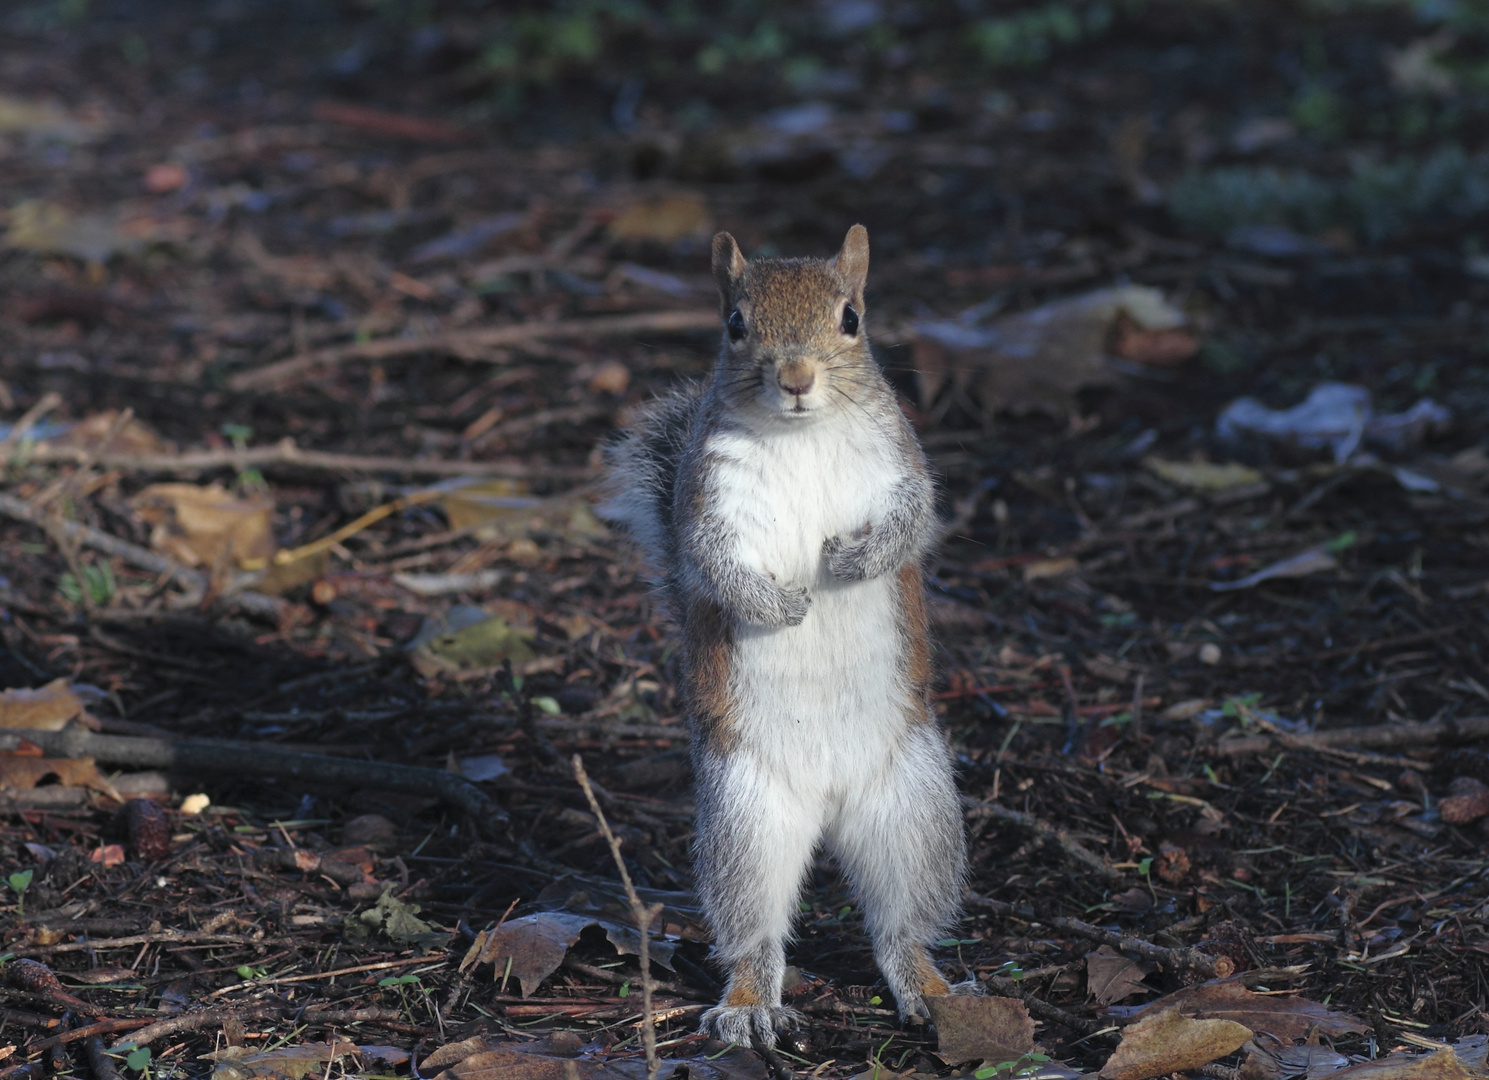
[707,416,911,799]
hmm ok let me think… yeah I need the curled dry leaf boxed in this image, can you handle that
[1145,458,1265,494]
[205,1041,382,1080]
[433,1038,765,1080]
[912,285,1196,420]
[1100,1007,1252,1080]
[926,994,1036,1064]
[607,192,711,245]
[1124,976,1367,1041]
[0,678,96,731]
[0,749,121,800]
[459,911,676,998]
[132,482,275,570]
[1315,1047,1480,1080]
[1086,945,1154,1006]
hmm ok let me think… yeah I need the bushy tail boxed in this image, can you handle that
[599,381,705,583]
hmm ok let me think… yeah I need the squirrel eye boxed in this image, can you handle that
[841,305,859,336]
[727,309,747,342]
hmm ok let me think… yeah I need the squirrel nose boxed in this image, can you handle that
[777,361,815,396]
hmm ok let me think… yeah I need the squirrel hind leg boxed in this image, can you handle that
[823,724,968,1023]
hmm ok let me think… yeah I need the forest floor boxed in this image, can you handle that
[1,3,1487,1080]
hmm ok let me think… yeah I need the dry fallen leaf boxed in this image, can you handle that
[926,994,1035,1064]
[1100,1007,1251,1080]
[433,1038,765,1080]
[1109,310,1200,366]
[913,285,1195,419]
[1087,946,1154,1006]
[0,751,120,799]
[1209,547,1338,592]
[205,1042,372,1080]
[52,410,174,456]
[458,911,675,997]
[1126,977,1366,1041]
[608,192,711,244]
[132,482,276,570]
[1145,458,1265,494]
[1313,1047,1481,1080]
[0,678,93,731]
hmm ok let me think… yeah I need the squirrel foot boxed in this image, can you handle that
[700,1003,805,1047]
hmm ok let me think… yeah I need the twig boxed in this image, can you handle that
[107,1005,415,1051]
[22,438,592,480]
[961,797,1122,881]
[0,390,63,458]
[0,726,510,832]
[966,896,1224,978]
[83,1036,123,1080]
[752,1037,797,1080]
[572,754,661,1080]
[1212,714,1489,756]
[983,974,1109,1037]
[230,309,718,390]
[0,492,283,621]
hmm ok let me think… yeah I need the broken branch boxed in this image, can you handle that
[1213,714,1489,756]
[0,726,509,832]
[229,309,718,391]
[572,753,661,1079]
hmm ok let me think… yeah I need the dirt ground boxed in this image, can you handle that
[1,3,1487,1080]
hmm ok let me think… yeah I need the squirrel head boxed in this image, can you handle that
[710,225,871,419]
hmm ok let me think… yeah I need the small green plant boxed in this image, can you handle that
[222,423,266,492]
[59,561,117,606]
[109,1043,152,1079]
[235,964,268,980]
[974,1051,1052,1080]
[378,973,430,1020]
[8,869,34,918]
[993,959,1025,981]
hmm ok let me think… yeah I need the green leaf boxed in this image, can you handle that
[7,869,33,894]
[533,696,562,715]
[125,1047,152,1072]
[1325,530,1359,554]
[868,995,882,1005]
[618,980,630,998]
[1137,857,1154,876]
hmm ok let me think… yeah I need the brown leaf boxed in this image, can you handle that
[1441,777,1489,824]
[434,1039,766,1080]
[0,678,90,731]
[0,752,120,799]
[1110,311,1201,367]
[54,410,173,456]
[911,285,1194,419]
[926,995,1035,1065]
[608,193,711,244]
[203,1042,367,1080]
[1126,976,1366,1041]
[458,912,675,997]
[1321,1047,1480,1080]
[132,482,275,569]
[1086,946,1154,1006]
[1100,1007,1251,1080]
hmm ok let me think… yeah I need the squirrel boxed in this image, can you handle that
[602,225,969,1046]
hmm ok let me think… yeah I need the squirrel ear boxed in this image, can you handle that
[832,224,869,308]
[712,232,746,313]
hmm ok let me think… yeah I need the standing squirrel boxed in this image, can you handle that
[602,225,968,1046]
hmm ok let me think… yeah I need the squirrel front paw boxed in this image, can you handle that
[731,579,810,627]
[773,583,811,626]
[823,533,876,581]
